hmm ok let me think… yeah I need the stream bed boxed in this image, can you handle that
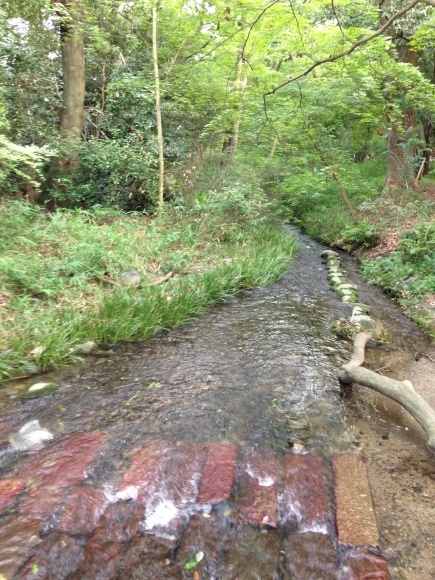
[1,229,434,578]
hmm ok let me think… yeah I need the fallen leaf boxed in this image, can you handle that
[194,571,200,580]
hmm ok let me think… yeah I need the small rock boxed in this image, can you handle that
[321,250,340,258]
[10,420,54,451]
[72,341,97,355]
[118,270,141,287]
[25,382,59,398]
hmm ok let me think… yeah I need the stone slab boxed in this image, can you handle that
[333,454,379,546]
[280,454,332,534]
[285,532,338,579]
[117,439,172,505]
[140,443,207,539]
[17,431,108,487]
[0,478,25,514]
[18,534,85,580]
[235,450,282,527]
[57,487,108,536]
[340,548,390,579]
[196,442,238,506]
[0,515,42,577]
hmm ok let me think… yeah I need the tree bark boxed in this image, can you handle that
[59,0,86,140]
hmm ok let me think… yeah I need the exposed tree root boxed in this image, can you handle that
[340,332,435,452]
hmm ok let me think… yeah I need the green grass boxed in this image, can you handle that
[0,197,297,381]
[279,159,435,337]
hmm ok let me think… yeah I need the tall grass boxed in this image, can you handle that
[0,196,296,381]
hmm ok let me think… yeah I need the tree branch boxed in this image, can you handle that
[266,0,428,95]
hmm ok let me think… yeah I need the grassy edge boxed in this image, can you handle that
[1,228,297,381]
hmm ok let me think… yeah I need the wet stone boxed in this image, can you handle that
[196,442,238,506]
[333,454,379,546]
[74,539,123,580]
[118,534,180,579]
[285,532,338,579]
[17,431,108,487]
[222,526,281,580]
[57,487,108,536]
[235,450,282,527]
[92,502,144,544]
[341,548,390,579]
[117,439,172,505]
[19,485,70,524]
[280,454,332,534]
[140,443,207,539]
[0,478,25,514]
[176,514,223,577]
[18,533,85,580]
[0,515,42,577]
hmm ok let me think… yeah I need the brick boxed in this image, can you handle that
[18,534,85,580]
[140,443,207,540]
[235,450,282,527]
[57,487,108,536]
[19,485,70,523]
[223,526,281,579]
[285,532,338,579]
[196,443,238,506]
[17,431,108,487]
[0,515,42,577]
[118,535,181,579]
[340,548,390,579]
[333,455,379,546]
[176,514,223,576]
[117,439,172,505]
[280,454,332,534]
[0,478,25,514]
[74,539,123,580]
[92,502,143,544]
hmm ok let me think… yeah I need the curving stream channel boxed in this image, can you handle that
[0,229,434,578]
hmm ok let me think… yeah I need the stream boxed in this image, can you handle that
[1,228,434,578]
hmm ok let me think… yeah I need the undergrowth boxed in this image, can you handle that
[0,192,297,381]
[279,159,435,337]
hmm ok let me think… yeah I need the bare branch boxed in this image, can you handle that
[240,0,281,62]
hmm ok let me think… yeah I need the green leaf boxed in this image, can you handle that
[184,561,198,570]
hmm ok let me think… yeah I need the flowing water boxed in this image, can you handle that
[1,229,434,578]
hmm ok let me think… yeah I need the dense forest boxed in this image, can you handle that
[1,0,435,379]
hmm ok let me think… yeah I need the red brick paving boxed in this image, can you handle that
[0,478,25,514]
[280,453,332,534]
[0,434,390,578]
[196,442,238,506]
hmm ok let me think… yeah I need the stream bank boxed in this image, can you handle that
[0,229,434,578]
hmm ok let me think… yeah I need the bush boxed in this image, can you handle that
[50,136,158,210]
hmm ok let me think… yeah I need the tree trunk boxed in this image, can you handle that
[221,53,248,164]
[382,9,418,191]
[59,0,86,141]
[152,3,164,212]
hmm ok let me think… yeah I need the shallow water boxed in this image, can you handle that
[1,228,434,578]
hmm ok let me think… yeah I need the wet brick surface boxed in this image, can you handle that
[0,435,390,578]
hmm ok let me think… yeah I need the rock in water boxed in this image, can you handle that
[118,270,141,287]
[25,382,58,397]
[10,420,54,451]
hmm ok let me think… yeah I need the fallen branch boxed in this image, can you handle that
[340,333,435,452]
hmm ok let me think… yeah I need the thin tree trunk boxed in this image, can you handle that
[152,3,164,212]
[313,142,354,213]
[222,52,248,164]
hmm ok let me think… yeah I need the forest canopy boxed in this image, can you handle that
[1,0,434,210]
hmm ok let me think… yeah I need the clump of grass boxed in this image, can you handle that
[0,196,297,381]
